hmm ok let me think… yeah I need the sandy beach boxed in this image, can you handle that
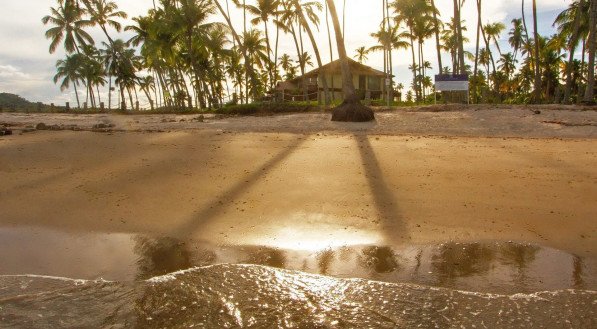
[0,106,596,268]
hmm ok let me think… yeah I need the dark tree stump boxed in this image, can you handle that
[331,98,375,122]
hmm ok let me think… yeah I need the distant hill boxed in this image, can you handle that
[0,93,36,109]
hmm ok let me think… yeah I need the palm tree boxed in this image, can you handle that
[453,0,465,74]
[354,46,369,63]
[279,53,296,79]
[429,0,443,74]
[509,18,526,59]
[532,0,541,102]
[245,0,281,90]
[82,0,126,44]
[326,0,374,122]
[54,54,85,108]
[554,0,591,103]
[583,0,596,103]
[100,39,126,109]
[42,0,94,54]
[498,53,517,81]
[392,0,425,100]
[242,29,270,95]
[138,76,156,110]
[473,0,482,103]
[485,22,506,56]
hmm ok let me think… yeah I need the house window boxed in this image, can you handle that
[359,75,366,90]
[367,76,381,91]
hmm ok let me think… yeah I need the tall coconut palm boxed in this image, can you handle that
[54,54,85,108]
[429,0,443,74]
[82,0,126,44]
[326,0,374,122]
[42,0,94,54]
[473,0,482,103]
[532,0,542,102]
[583,0,596,103]
[453,0,465,74]
[392,0,422,100]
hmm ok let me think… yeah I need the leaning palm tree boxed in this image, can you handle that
[326,0,374,122]
[42,0,94,54]
[82,0,127,44]
[54,54,85,108]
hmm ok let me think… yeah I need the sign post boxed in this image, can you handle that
[434,74,469,104]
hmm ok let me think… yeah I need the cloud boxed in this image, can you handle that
[0,65,30,79]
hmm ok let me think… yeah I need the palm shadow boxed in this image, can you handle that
[171,136,308,237]
[354,135,409,244]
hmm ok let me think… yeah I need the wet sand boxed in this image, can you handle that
[1,107,597,291]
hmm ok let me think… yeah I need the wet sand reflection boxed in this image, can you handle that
[0,227,594,294]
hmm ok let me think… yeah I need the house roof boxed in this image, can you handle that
[289,58,387,83]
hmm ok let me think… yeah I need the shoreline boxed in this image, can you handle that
[1,108,596,291]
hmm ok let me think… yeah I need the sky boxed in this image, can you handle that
[0,0,572,105]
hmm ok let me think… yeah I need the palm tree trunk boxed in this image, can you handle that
[583,0,596,103]
[127,86,134,110]
[326,2,334,99]
[563,0,585,104]
[264,21,273,90]
[482,24,496,77]
[326,0,374,122]
[454,0,465,74]
[243,0,248,103]
[120,85,125,110]
[342,0,346,37]
[473,0,482,103]
[96,85,101,106]
[274,15,280,88]
[386,0,393,104]
[294,2,330,106]
[409,31,419,101]
[142,87,154,110]
[108,74,112,109]
[430,0,443,74]
[73,81,81,109]
[532,0,541,103]
[100,25,114,45]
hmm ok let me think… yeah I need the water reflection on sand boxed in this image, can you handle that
[0,226,594,294]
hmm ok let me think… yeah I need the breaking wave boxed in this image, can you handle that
[1,264,595,328]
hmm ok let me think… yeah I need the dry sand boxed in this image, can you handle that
[0,105,596,259]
